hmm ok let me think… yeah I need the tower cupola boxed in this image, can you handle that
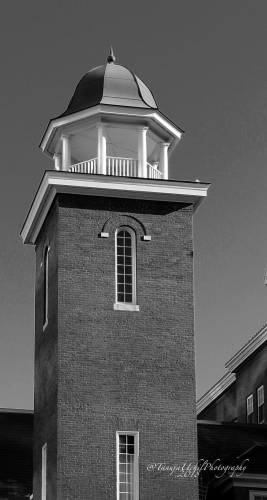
[40,50,183,180]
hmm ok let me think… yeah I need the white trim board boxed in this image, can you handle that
[225,324,267,373]
[197,324,267,414]
[197,372,236,415]
[211,473,267,494]
[40,104,184,158]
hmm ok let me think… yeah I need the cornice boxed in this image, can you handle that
[21,171,209,245]
[225,324,267,373]
[197,372,236,415]
[197,324,267,414]
[211,473,267,493]
[40,105,183,158]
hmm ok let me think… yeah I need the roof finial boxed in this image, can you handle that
[107,46,116,64]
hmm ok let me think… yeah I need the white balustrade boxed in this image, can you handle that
[147,162,163,179]
[69,158,97,174]
[69,157,163,179]
[106,157,138,177]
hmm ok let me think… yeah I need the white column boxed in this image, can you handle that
[138,127,148,178]
[61,135,71,171]
[53,153,61,171]
[159,142,170,180]
[97,123,107,175]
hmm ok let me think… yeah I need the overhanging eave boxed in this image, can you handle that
[21,171,210,245]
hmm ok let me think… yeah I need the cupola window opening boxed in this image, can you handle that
[115,227,136,306]
[65,125,168,180]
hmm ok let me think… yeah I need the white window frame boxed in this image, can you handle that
[116,431,139,500]
[114,227,139,311]
[247,394,253,422]
[43,245,50,330]
[257,385,264,424]
[249,491,267,500]
[42,442,47,500]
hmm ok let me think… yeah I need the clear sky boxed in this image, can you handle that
[1,0,267,410]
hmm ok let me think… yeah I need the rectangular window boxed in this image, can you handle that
[257,385,264,424]
[42,443,47,500]
[117,432,139,500]
[43,246,49,329]
[247,394,253,423]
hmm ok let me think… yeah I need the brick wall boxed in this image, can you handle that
[198,382,236,422]
[235,344,267,423]
[35,193,199,500]
[34,200,58,500]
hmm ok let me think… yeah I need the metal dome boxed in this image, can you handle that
[60,61,158,117]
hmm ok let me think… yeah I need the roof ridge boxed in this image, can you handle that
[242,323,267,348]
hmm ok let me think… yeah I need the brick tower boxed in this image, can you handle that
[21,49,209,500]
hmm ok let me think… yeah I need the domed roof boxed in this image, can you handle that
[60,53,157,117]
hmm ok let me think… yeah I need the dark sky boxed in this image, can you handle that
[1,0,267,409]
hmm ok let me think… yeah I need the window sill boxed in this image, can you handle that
[114,303,140,311]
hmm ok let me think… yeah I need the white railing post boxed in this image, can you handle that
[138,127,148,178]
[97,123,107,175]
[53,153,61,171]
[159,142,170,180]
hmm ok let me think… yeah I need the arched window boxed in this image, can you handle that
[115,227,136,305]
[43,245,50,328]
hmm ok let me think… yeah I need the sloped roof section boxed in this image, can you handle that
[59,62,158,118]
[225,323,267,373]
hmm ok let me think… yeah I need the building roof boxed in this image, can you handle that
[40,50,185,159]
[197,372,236,415]
[59,53,158,118]
[225,323,267,373]
[197,323,267,415]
